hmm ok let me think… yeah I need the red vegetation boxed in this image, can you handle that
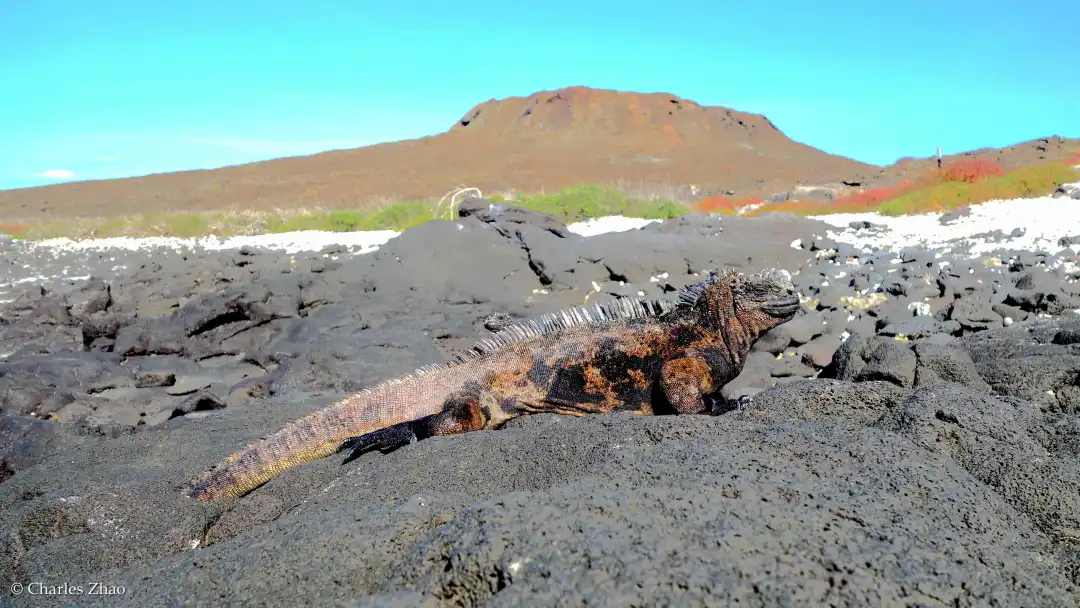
[938,158,1006,183]
[690,196,760,214]
[751,158,1013,216]
[0,222,30,236]
[831,180,915,210]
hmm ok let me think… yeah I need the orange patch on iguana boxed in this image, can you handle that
[615,328,674,359]
[583,364,619,405]
[663,357,714,394]
[627,368,648,389]
[739,310,777,337]
[487,368,531,392]
[616,336,654,359]
[429,397,488,436]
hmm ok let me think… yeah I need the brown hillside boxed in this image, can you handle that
[0,86,880,219]
[874,135,1080,184]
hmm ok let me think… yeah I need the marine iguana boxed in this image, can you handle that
[185,267,800,501]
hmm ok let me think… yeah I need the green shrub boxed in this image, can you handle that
[512,184,686,222]
[265,214,323,233]
[165,213,209,237]
[361,201,433,231]
[876,161,1079,216]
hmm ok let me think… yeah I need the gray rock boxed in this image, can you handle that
[457,197,573,238]
[879,314,947,339]
[798,333,842,368]
[847,220,886,231]
[1053,182,1080,200]
[938,207,972,224]
[825,333,917,388]
[783,310,825,345]
[164,375,216,396]
[912,342,991,392]
[947,299,1002,331]
[751,324,792,355]
[877,382,1080,545]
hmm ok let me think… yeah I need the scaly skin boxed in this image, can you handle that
[184,267,799,501]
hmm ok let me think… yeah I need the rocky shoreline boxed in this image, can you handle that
[2,199,1080,606]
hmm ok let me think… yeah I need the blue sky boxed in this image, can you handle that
[1,0,1076,191]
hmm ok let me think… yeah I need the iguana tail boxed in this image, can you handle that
[184,367,454,501]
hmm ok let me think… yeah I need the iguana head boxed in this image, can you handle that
[730,267,800,334]
[680,267,800,336]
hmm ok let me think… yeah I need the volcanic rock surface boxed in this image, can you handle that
[2,202,1080,606]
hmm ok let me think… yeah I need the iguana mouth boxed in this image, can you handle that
[762,296,800,318]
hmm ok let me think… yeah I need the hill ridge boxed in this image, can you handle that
[1,86,1076,219]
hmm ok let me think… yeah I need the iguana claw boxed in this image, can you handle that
[705,394,753,416]
[338,423,417,464]
[705,395,730,416]
[736,394,754,411]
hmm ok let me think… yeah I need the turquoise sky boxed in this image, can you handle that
[1,0,1076,190]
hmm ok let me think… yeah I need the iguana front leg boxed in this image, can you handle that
[339,390,490,464]
[660,356,715,414]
